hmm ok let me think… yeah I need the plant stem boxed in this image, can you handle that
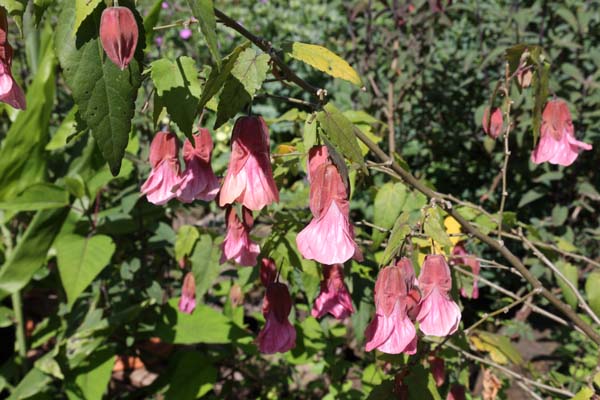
[12,291,28,371]
[497,63,512,244]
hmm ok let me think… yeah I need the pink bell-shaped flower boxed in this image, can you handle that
[531,99,592,166]
[446,385,466,400]
[140,131,181,205]
[417,255,461,337]
[482,107,503,139]
[311,264,354,320]
[175,128,220,202]
[99,6,139,70]
[296,146,361,265]
[365,258,420,354]
[0,10,25,110]
[220,206,260,267]
[257,281,296,354]
[451,242,480,299]
[429,356,445,387]
[178,272,196,314]
[219,116,279,210]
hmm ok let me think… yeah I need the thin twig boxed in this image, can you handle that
[497,62,512,244]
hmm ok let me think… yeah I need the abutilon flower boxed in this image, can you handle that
[175,128,220,203]
[429,356,445,387]
[219,116,279,211]
[257,281,296,354]
[260,258,277,286]
[311,264,354,320]
[0,9,25,110]
[140,131,181,205]
[220,206,260,267]
[99,6,139,70]
[417,255,461,337]
[482,107,503,139]
[531,99,592,166]
[296,146,361,265]
[178,272,196,314]
[365,258,420,355]
[452,242,480,299]
[446,385,466,400]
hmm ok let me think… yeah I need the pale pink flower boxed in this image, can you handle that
[365,258,420,354]
[531,99,592,166]
[175,128,220,202]
[257,282,296,354]
[482,107,503,139]
[417,255,461,337]
[311,264,354,320]
[296,146,360,265]
[141,131,181,205]
[220,206,260,267]
[451,242,480,299]
[219,116,279,210]
[0,11,25,110]
[178,272,196,314]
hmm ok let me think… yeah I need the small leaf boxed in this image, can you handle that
[0,183,69,212]
[518,189,544,208]
[555,261,578,309]
[372,183,407,249]
[585,272,600,318]
[424,208,453,248]
[185,0,220,68]
[380,213,411,267]
[191,234,222,299]
[317,102,365,169]
[470,331,523,365]
[174,225,199,263]
[284,42,362,86]
[66,347,115,400]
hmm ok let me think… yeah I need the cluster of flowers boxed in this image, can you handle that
[0,9,25,110]
[483,98,592,166]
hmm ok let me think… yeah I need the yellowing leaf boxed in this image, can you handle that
[470,332,523,365]
[74,0,102,36]
[444,216,464,246]
[284,42,362,86]
[274,144,297,155]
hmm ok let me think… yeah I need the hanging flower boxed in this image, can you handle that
[175,128,220,203]
[365,258,420,354]
[260,258,277,286]
[257,281,296,354]
[220,206,260,267]
[429,356,445,387]
[531,99,592,166]
[417,255,461,337]
[178,272,196,314]
[99,6,139,70]
[0,9,25,110]
[140,131,181,205]
[482,107,503,139]
[311,264,354,320]
[219,116,279,211]
[451,242,480,299]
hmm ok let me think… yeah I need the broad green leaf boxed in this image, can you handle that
[585,272,600,318]
[0,208,69,299]
[74,0,102,35]
[555,261,578,309]
[165,351,217,400]
[34,353,63,380]
[317,102,365,169]
[55,234,116,306]
[66,348,115,400]
[155,299,248,344]
[186,0,220,68]
[55,2,143,175]
[7,367,51,400]
[191,234,222,299]
[284,42,362,86]
[0,183,69,212]
[372,182,407,249]
[380,213,411,266]
[424,208,453,248]
[174,225,199,262]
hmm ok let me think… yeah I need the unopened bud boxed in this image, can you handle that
[99,6,138,70]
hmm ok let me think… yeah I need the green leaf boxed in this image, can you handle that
[185,0,220,68]
[555,261,578,309]
[191,234,222,299]
[165,351,217,400]
[424,208,453,248]
[518,189,544,208]
[284,42,362,86]
[143,0,164,48]
[572,386,594,400]
[0,306,14,328]
[7,367,51,400]
[174,225,199,263]
[66,347,115,400]
[55,2,143,176]
[380,213,411,267]
[0,183,69,212]
[0,208,69,299]
[373,182,407,249]
[0,0,27,31]
[155,299,248,344]
[74,0,102,36]
[46,106,81,151]
[471,331,523,365]
[585,272,600,318]
[55,234,116,306]
[317,102,365,169]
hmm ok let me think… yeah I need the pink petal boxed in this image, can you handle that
[140,158,180,205]
[257,311,296,354]
[365,302,417,354]
[417,287,461,337]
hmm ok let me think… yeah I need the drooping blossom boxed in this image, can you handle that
[429,356,445,387]
[260,258,277,286]
[446,385,466,400]
[220,206,260,267]
[296,146,361,265]
[0,9,25,110]
[99,6,138,70]
[365,258,420,355]
[219,116,279,210]
[178,272,196,314]
[257,281,296,354]
[175,128,220,203]
[482,107,503,139]
[417,255,461,337]
[531,99,592,166]
[140,131,180,205]
[311,264,354,320]
[451,242,480,299]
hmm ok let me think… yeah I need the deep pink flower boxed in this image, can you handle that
[452,242,480,299]
[0,10,25,110]
[446,385,466,400]
[365,258,420,354]
[417,255,461,337]
[257,282,296,354]
[311,264,354,319]
[141,132,180,205]
[429,356,445,387]
[482,107,503,139]
[175,128,220,203]
[260,258,277,286]
[219,116,279,210]
[178,272,196,314]
[531,99,592,166]
[296,146,361,265]
[99,6,138,70]
[220,206,260,267]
